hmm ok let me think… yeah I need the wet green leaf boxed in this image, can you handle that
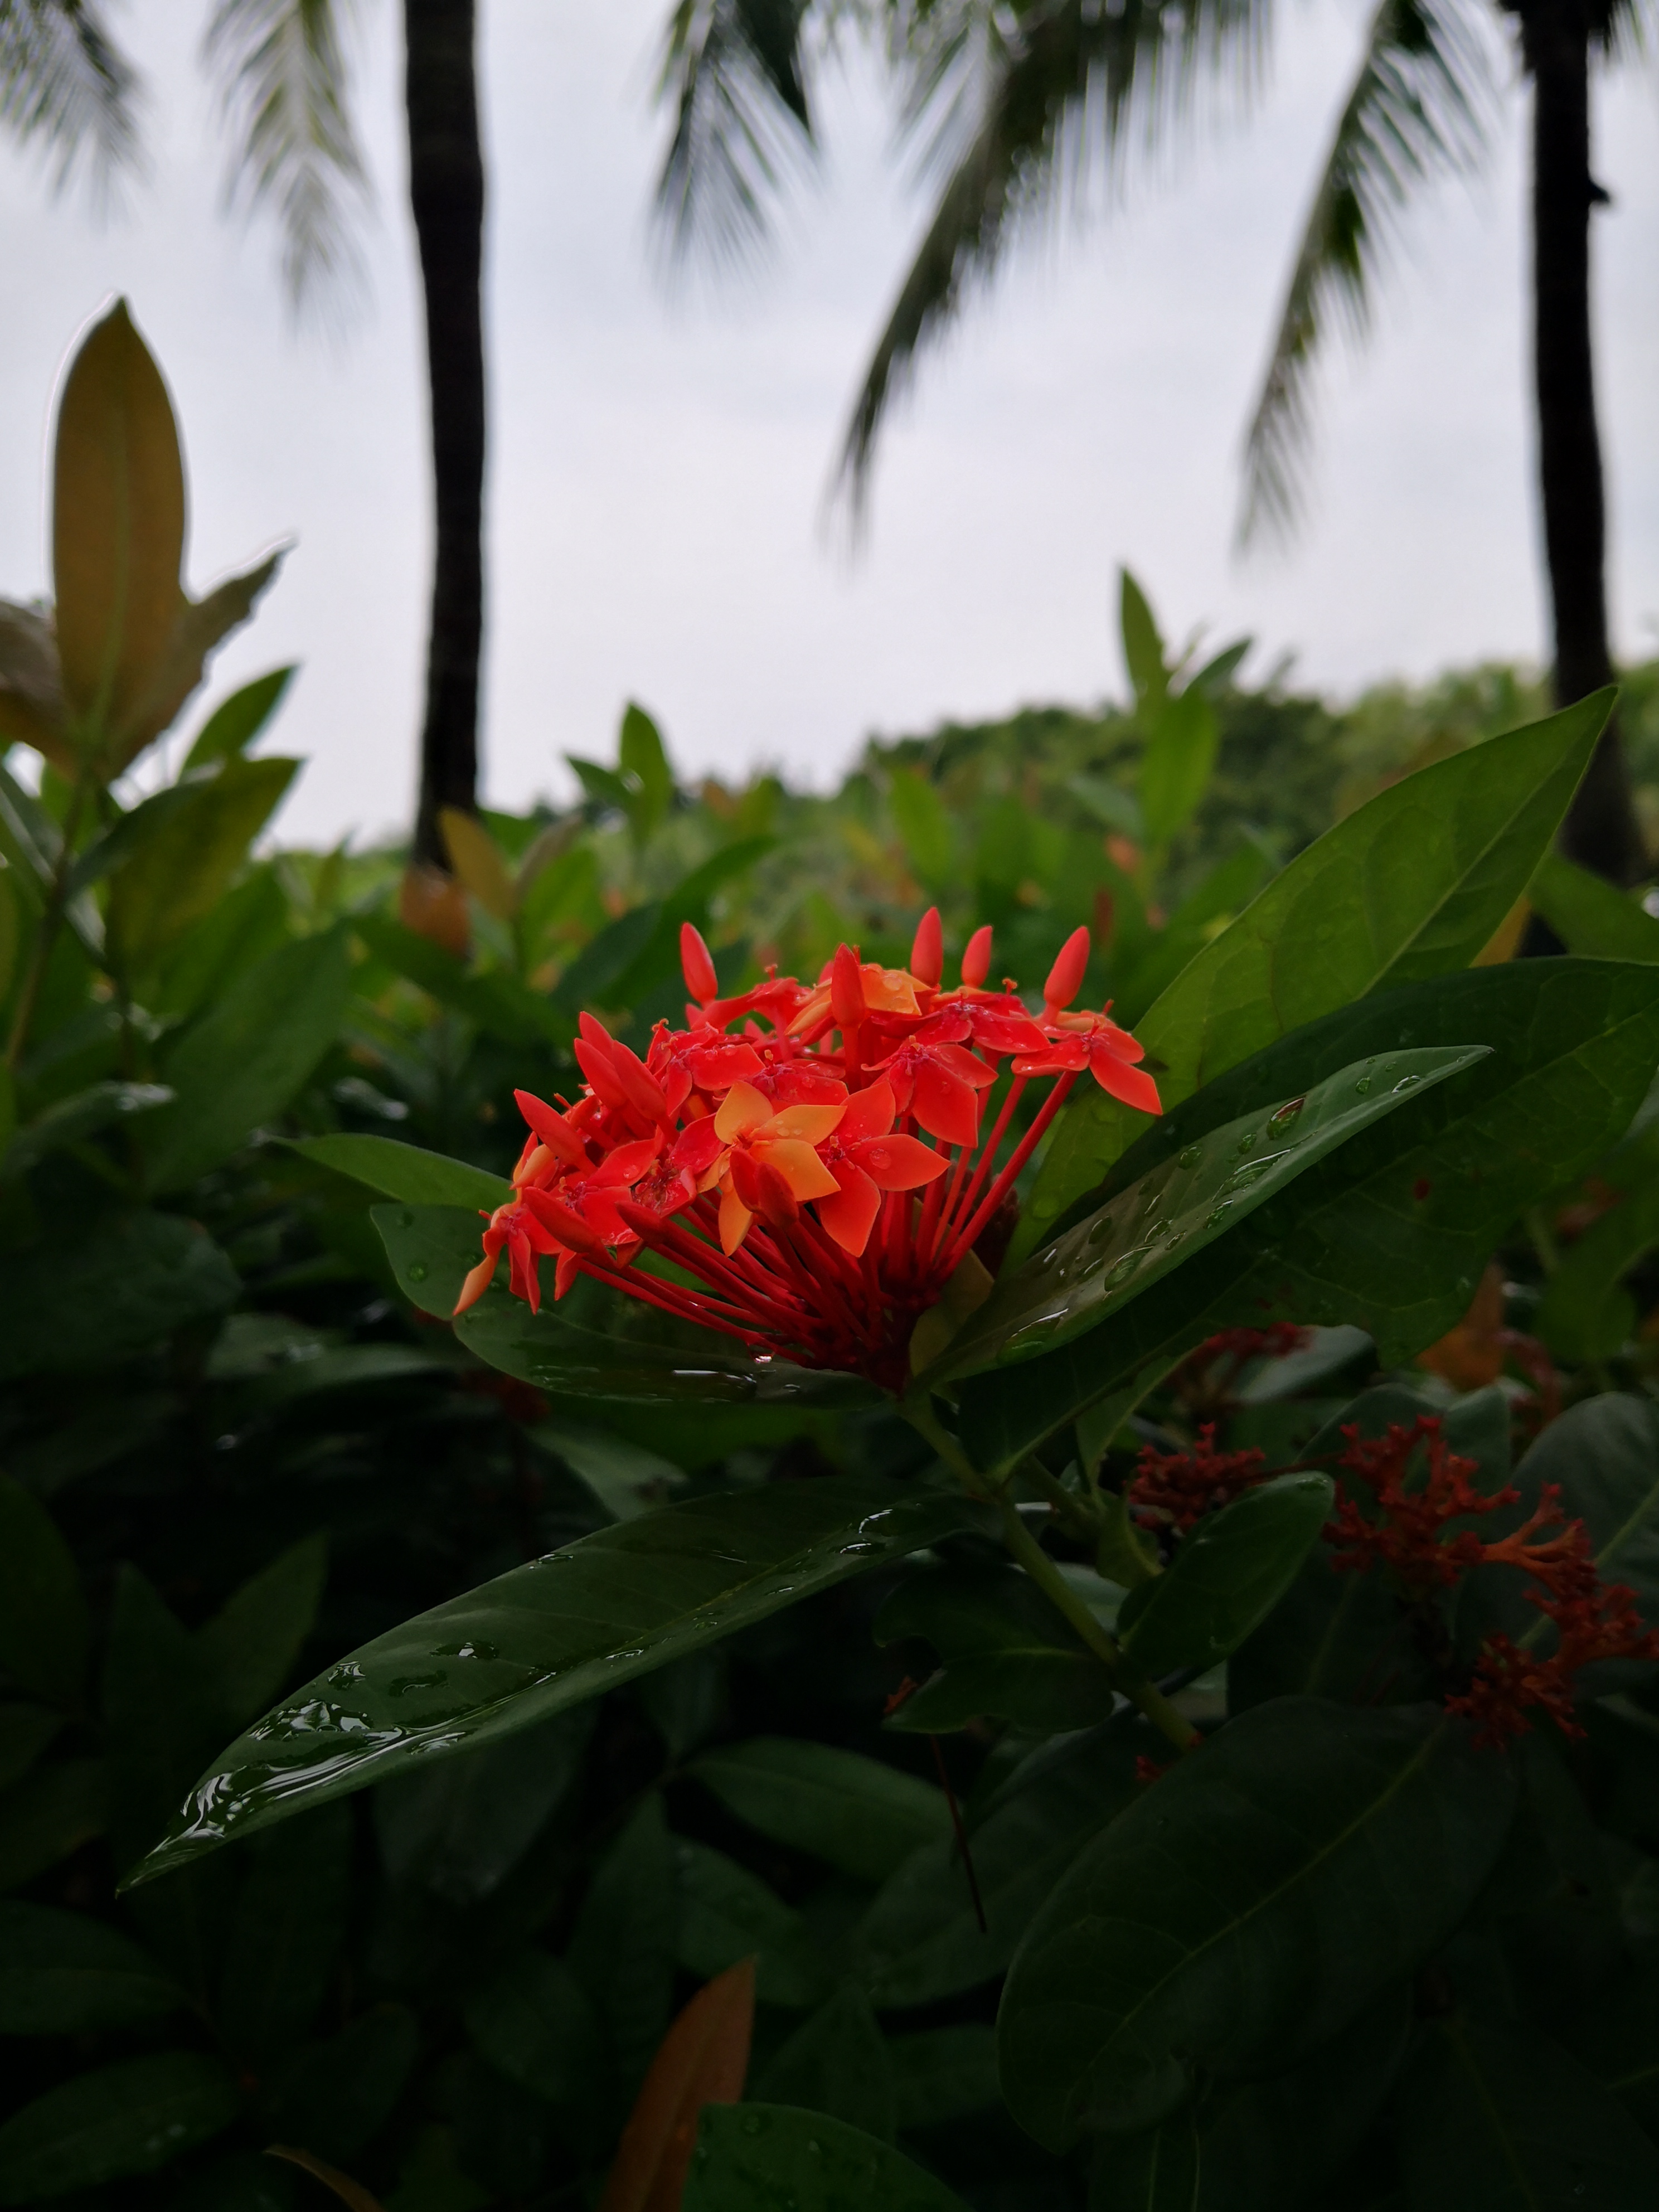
[144,928,352,1191]
[997,1701,1515,2148]
[0,1479,88,1709]
[687,1739,950,1884]
[685,2105,969,2212]
[0,1902,180,2034]
[753,1981,895,2139]
[133,1478,973,1881]
[0,2050,239,2202]
[930,1045,1484,1390]
[1396,2016,1659,2210]
[959,962,1659,1474]
[290,1133,510,1213]
[375,1709,590,1905]
[874,1565,1113,1735]
[1021,692,1612,1251]
[1118,1472,1333,1681]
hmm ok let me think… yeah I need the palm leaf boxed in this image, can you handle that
[833,0,1272,525]
[0,0,141,194]
[653,0,818,261]
[202,0,370,314]
[1238,0,1490,545]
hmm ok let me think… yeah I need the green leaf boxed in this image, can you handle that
[376,1203,881,1411]
[217,1801,351,2063]
[1495,1394,1659,1619]
[569,1794,677,2105]
[0,1211,237,1380]
[0,1480,88,1709]
[102,1568,222,1876]
[134,1476,975,1881]
[181,666,296,771]
[888,2026,1001,2131]
[930,1044,1484,1391]
[353,913,572,1047]
[291,1133,510,1214]
[889,770,954,892]
[531,1417,688,1521]
[1,1079,172,1179]
[685,2105,969,2212]
[144,929,352,1192]
[1120,570,1168,715]
[1396,2016,1659,2209]
[874,1565,1114,1735]
[1117,1473,1333,1681]
[619,701,675,844]
[1020,692,1613,1251]
[1139,685,1219,847]
[1088,1984,1411,2212]
[675,1837,830,2007]
[854,1716,1152,2010]
[106,756,298,973]
[1534,1172,1659,1360]
[1530,850,1659,963]
[997,1700,1515,2148]
[0,2051,239,2202]
[960,961,1659,1474]
[753,1981,896,2139]
[0,1902,180,2034]
[375,1709,591,1905]
[0,1760,107,1892]
[687,1739,950,1884]
[463,1951,604,2112]
[0,1706,63,1791]
[257,2005,419,2167]
[197,1534,328,1727]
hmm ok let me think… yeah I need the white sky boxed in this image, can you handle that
[0,2,1655,848]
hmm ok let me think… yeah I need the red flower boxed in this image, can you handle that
[454,908,1161,1390]
[1127,1423,1268,1531]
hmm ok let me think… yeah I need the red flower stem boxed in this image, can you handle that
[945,1072,1076,1269]
[576,1258,779,1351]
[935,1075,1027,1263]
[784,1215,884,1348]
[648,1217,811,1332]
[915,1150,954,1273]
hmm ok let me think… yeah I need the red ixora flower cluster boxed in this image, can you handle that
[1128,1423,1268,1532]
[1331,1418,1659,1744]
[455,913,1160,1390]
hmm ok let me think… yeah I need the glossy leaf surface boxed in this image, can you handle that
[684,2105,969,2212]
[961,962,1659,1472]
[1021,693,1610,1249]
[0,2051,239,2202]
[874,1565,1113,1735]
[928,1046,1483,1388]
[293,1133,510,1214]
[997,1700,1515,2148]
[1118,1473,1333,1681]
[135,1477,976,1881]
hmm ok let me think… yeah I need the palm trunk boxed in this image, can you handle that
[405,0,486,866]
[1526,0,1641,884]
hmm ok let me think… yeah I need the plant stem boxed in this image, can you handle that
[994,1492,1200,1754]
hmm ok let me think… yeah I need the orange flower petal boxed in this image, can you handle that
[848,1133,949,1191]
[816,1161,882,1255]
[716,1080,773,1142]
[756,1137,842,1204]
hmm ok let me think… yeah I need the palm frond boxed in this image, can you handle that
[833,0,1272,526]
[203,0,370,316]
[653,0,821,262]
[1238,0,1490,546]
[0,0,142,196]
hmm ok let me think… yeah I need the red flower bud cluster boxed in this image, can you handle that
[457,915,1160,1390]
[1330,1418,1659,1743]
[1127,1423,1268,1532]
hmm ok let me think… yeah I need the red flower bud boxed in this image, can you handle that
[831,942,865,1033]
[1044,925,1091,1011]
[681,921,719,1003]
[961,925,993,989]
[910,906,943,987]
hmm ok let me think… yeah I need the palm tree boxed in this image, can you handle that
[654,0,1648,882]
[0,0,484,873]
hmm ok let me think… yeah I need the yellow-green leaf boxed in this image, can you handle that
[440,806,518,921]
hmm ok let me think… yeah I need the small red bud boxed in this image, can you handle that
[680,921,719,1003]
[910,907,943,987]
[831,942,865,1032]
[1044,926,1091,1011]
[961,925,993,989]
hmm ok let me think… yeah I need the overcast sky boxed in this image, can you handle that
[1,2,1655,848]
